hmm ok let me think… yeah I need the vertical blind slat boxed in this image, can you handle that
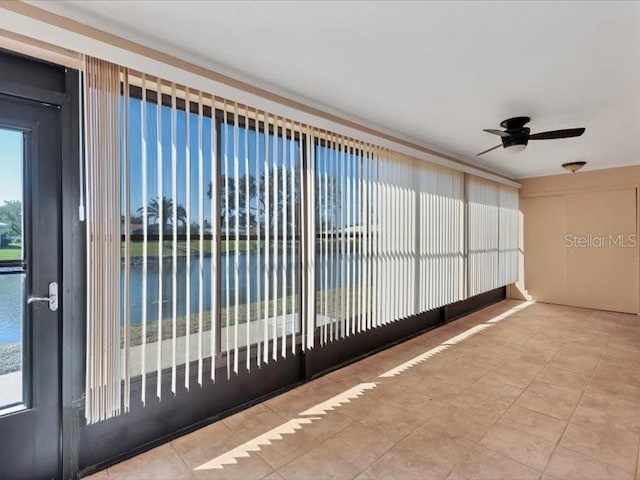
[244,109,251,371]
[272,116,278,360]
[185,88,192,389]
[156,77,164,398]
[197,93,205,386]
[140,74,148,404]
[223,102,231,378]
[122,69,131,413]
[281,121,288,358]
[290,129,297,355]
[170,83,178,394]
[233,103,240,375]
[211,95,218,381]
[263,112,270,364]
[255,110,262,367]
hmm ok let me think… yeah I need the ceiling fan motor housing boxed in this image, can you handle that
[502,127,530,148]
[501,116,531,148]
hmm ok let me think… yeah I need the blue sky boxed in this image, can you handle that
[125,97,302,224]
[0,128,23,205]
[124,96,372,229]
[0,100,365,229]
[0,101,366,229]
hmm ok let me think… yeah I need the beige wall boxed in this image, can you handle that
[520,166,639,314]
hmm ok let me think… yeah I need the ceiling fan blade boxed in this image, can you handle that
[529,128,585,140]
[483,129,511,137]
[476,144,502,156]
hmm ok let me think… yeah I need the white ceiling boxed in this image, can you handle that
[31,1,640,179]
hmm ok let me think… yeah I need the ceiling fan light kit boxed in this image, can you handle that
[505,144,527,153]
[562,161,587,173]
[477,116,585,156]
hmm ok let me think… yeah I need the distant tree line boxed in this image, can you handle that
[125,167,340,235]
[0,200,21,241]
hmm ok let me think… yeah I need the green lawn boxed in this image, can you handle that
[0,242,21,262]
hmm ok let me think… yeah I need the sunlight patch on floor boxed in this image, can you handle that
[486,301,535,323]
[194,300,535,471]
[299,382,379,416]
[378,345,450,378]
[194,417,322,470]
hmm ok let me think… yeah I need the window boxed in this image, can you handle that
[0,128,25,410]
[313,139,465,344]
[314,138,364,342]
[218,110,301,369]
[122,84,217,391]
[120,81,303,392]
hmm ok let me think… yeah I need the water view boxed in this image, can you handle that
[0,248,360,352]
[0,273,24,344]
[123,248,358,326]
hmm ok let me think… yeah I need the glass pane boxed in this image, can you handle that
[122,96,219,375]
[0,128,25,410]
[315,142,350,335]
[219,122,302,353]
[0,272,25,409]
[0,129,23,262]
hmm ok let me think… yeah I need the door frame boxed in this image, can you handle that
[59,67,83,480]
[0,49,83,479]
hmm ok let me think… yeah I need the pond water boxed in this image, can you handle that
[0,250,360,344]
[123,249,358,326]
[0,273,24,344]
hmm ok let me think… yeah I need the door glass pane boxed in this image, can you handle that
[0,128,25,410]
[0,272,25,408]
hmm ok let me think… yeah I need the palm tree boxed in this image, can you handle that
[176,204,187,231]
[138,196,188,234]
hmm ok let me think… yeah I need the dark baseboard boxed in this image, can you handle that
[305,308,443,379]
[79,286,506,477]
[79,354,302,473]
[444,287,507,323]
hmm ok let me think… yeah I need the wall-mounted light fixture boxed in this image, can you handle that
[562,161,586,173]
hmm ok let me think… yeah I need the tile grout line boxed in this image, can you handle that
[387,304,586,478]
[169,441,199,480]
[387,307,551,477]
[458,310,611,478]
[540,314,619,478]
[456,323,556,479]
[537,315,596,477]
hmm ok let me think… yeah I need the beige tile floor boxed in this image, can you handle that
[86,300,640,480]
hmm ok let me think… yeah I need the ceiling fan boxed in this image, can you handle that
[477,116,585,156]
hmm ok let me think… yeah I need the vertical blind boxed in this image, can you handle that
[312,140,465,346]
[466,175,520,297]
[417,163,465,312]
[83,57,519,423]
[466,175,500,297]
[498,185,520,286]
[84,57,124,422]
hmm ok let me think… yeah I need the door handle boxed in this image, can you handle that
[27,282,58,312]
